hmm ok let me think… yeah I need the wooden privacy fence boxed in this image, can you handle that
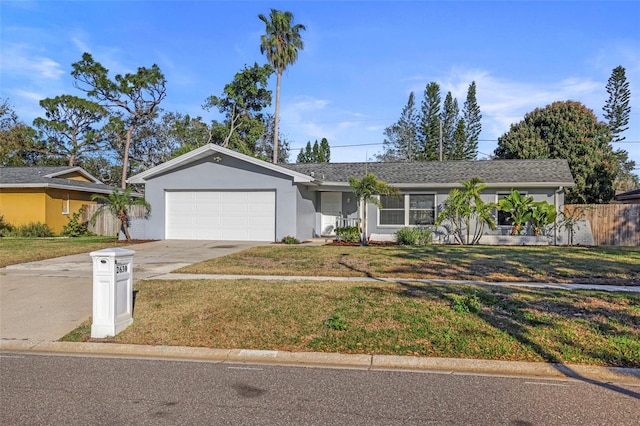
[82,204,148,237]
[564,204,640,246]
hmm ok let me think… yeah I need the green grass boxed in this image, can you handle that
[0,236,123,267]
[177,245,640,285]
[62,279,640,367]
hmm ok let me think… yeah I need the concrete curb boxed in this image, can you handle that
[2,339,638,386]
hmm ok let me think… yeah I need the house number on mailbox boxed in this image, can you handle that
[116,264,128,274]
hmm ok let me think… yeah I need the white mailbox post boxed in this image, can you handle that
[90,248,135,338]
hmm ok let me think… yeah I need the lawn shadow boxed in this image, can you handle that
[386,245,640,285]
[393,281,640,400]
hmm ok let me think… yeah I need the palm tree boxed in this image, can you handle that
[349,173,399,246]
[91,187,151,241]
[259,9,306,164]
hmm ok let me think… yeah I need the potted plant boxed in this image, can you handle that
[498,190,534,235]
[530,201,557,236]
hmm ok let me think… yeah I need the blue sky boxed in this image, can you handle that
[2,1,639,171]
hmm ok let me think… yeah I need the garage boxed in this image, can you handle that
[165,190,276,241]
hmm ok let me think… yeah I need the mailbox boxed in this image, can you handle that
[89,248,135,338]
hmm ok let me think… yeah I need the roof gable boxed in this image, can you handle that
[0,166,114,194]
[128,144,313,184]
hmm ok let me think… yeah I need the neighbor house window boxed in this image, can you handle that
[62,194,70,215]
[379,194,436,226]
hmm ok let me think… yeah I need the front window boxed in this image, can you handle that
[380,194,435,226]
[380,195,404,225]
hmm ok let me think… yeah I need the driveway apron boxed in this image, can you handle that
[0,240,265,341]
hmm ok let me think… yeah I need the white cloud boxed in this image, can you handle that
[0,43,64,80]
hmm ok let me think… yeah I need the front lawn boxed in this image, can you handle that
[63,279,640,367]
[177,245,640,285]
[0,237,122,267]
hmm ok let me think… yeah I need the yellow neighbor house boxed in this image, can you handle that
[0,166,115,234]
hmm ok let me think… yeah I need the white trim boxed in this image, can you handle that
[43,166,102,183]
[0,182,115,194]
[128,144,313,184]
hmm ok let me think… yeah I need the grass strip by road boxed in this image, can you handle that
[0,237,123,268]
[63,279,640,368]
[177,245,640,285]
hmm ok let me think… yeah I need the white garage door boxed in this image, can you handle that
[165,191,275,241]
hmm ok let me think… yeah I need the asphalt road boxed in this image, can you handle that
[1,353,638,425]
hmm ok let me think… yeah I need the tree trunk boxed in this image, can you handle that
[119,212,131,241]
[121,125,135,189]
[273,70,282,164]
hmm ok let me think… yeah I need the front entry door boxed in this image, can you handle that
[320,192,342,236]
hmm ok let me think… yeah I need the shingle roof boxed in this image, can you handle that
[281,159,574,187]
[615,188,640,201]
[0,166,115,193]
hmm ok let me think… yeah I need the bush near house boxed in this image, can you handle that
[395,227,433,246]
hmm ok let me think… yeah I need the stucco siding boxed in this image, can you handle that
[142,154,300,241]
[45,188,95,233]
[295,185,317,240]
[0,188,46,227]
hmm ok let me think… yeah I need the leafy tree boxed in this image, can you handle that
[603,66,631,143]
[255,112,290,163]
[494,101,617,204]
[418,82,441,161]
[0,99,45,166]
[79,155,120,187]
[90,187,151,241]
[462,81,481,159]
[259,9,306,164]
[348,173,399,245]
[71,52,167,188]
[378,92,419,161]
[203,63,274,154]
[32,95,108,166]
[611,149,638,192]
[435,178,495,244]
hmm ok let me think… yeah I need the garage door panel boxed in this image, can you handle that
[166,190,275,241]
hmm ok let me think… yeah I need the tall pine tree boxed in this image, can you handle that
[603,66,631,143]
[462,81,481,159]
[440,92,459,159]
[418,82,441,161]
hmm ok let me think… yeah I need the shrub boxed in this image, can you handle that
[452,290,482,314]
[324,312,348,330]
[280,235,300,244]
[394,227,433,246]
[0,215,14,237]
[61,208,95,237]
[335,226,360,243]
[10,222,55,238]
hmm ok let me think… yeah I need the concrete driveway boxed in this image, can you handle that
[0,240,265,341]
